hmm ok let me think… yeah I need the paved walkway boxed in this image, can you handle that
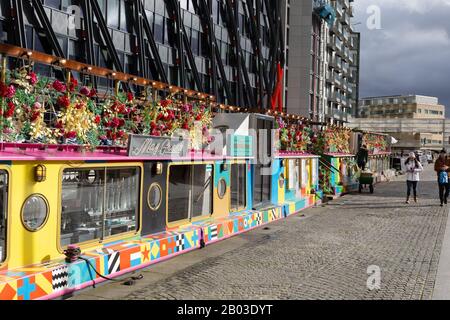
[70,164,450,300]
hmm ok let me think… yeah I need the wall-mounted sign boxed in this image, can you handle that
[128,135,189,158]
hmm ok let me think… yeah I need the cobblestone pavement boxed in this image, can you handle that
[71,164,448,300]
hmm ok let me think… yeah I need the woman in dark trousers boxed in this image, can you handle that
[404,153,424,204]
[435,149,450,206]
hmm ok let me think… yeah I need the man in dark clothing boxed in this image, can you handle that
[435,149,450,206]
[356,145,369,171]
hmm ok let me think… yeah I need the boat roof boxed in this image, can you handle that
[275,151,319,159]
[0,143,252,162]
[323,153,356,157]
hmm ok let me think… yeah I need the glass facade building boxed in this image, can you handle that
[0,0,285,109]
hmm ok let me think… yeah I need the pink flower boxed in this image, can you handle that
[28,72,38,85]
[32,102,42,110]
[181,104,193,113]
[79,86,91,96]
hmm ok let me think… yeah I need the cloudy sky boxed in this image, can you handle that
[353,0,450,115]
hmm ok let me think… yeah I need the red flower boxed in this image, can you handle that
[55,120,64,129]
[182,122,189,130]
[65,131,77,139]
[31,111,41,122]
[127,92,134,102]
[165,110,175,121]
[57,96,71,108]
[161,100,172,108]
[94,115,101,124]
[28,72,38,85]
[110,117,121,128]
[5,102,15,118]
[52,80,66,93]
[195,115,202,121]
[88,88,97,98]
[0,82,16,98]
[69,78,78,92]
[107,130,117,141]
[117,130,125,138]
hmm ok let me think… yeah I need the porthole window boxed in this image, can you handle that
[148,183,162,211]
[22,194,49,232]
[218,178,227,199]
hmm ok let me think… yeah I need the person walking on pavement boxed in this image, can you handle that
[435,149,450,207]
[405,152,424,204]
[356,144,369,171]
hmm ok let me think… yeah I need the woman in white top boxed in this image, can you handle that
[404,153,424,204]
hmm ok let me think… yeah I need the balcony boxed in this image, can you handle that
[328,92,343,103]
[327,107,349,122]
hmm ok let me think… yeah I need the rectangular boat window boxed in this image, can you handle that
[253,163,271,208]
[0,170,8,263]
[104,168,140,237]
[231,164,246,211]
[311,159,318,186]
[191,165,213,218]
[61,167,140,247]
[168,165,191,223]
[300,159,308,189]
[168,164,213,224]
[287,160,298,190]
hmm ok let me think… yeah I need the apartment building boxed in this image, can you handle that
[351,95,447,151]
[359,95,445,119]
[284,0,360,124]
[0,0,286,110]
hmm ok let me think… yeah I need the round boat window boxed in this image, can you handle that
[22,194,49,232]
[279,173,285,188]
[218,179,227,199]
[148,183,162,211]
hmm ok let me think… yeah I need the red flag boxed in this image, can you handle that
[271,63,284,112]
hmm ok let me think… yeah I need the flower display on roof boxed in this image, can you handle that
[362,132,389,154]
[276,117,313,152]
[0,63,217,149]
[313,127,352,155]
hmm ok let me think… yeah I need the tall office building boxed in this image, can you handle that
[0,0,286,110]
[284,0,359,125]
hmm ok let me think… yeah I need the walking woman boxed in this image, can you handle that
[435,149,450,206]
[405,152,424,204]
